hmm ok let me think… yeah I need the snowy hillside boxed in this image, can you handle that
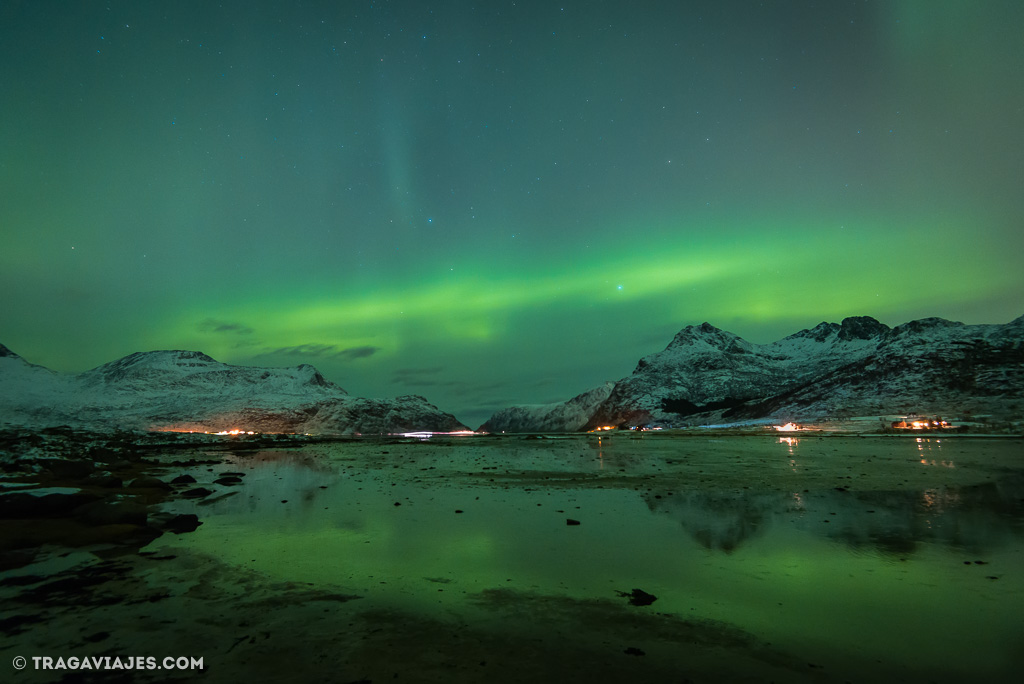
[479,314,1024,432]
[586,316,893,427]
[0,344,73,426]
[732,315,1024,423]
[80,349,346,397]
[0,346,466,434]
[479,382,614,433]
[586,314,1024,428]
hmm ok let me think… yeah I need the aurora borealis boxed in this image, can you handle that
[2,1,1022,427]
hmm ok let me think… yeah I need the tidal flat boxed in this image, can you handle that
[3,433,1023,683]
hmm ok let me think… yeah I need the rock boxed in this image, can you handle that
[128,477,171,491]
[181,487,214,499]
[87,447,121,464]
[566,518,581,526]
[163,514,202,534]
[623,647,646,656]
[170,474,197,485]
[44,460,97,480]
[74,501,148,526]
[214,476,243,486]
[617,588,658,606]
[0,490,101,518]
[84,474,123,489]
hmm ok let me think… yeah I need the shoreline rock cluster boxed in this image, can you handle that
[0,428,213,571]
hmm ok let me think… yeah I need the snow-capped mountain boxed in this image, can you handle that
[0,347,467,434]
[0,343,74,425]
[80,350,343,396]
[586,316,893,428]
[479,382,614,433]
[729,315,1024,424]
[480,314,1024,431]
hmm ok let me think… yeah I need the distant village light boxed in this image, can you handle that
[892,417,953,430]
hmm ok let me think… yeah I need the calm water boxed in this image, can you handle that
[157,435,1024,682]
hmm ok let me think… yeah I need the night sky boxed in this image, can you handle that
[3,1,1023,428]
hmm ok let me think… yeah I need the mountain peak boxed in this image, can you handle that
[786,322,841,343]
[667,322,749,353]
[121,349,218,366]
[85,350,221,383]
[837,316,889,341]
[890,317,962,336]
[295,363,333,388]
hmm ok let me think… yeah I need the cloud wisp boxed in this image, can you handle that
[258,343,382,360]
[197,318,254,335]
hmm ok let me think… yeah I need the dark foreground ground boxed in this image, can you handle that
[2,429,1023,683]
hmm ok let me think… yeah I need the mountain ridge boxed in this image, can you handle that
[483,314,1024,432]
[5,312,1022,435]
[0,347,465,434]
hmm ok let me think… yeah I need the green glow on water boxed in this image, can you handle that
[158,437,1024,681]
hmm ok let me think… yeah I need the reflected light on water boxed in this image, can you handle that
[916,438,953,466]
[920,459,956,468]
[152,436,1024,683]
[779,437,799,469]
[920,487,961,514]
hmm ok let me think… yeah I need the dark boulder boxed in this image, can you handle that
[0,490,101,518]
[74,500,148,526]
[162,514,202,534]
[617,588,658,606]
[128,477,171,491]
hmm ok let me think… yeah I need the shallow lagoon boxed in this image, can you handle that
[6,434,1024,682]
[161,434,1024,682]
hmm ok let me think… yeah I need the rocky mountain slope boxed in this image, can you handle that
[0,346,467,434]
[479,382,614,433]
[481,315,1024,431]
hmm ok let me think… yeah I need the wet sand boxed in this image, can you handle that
[2,432,1022,683]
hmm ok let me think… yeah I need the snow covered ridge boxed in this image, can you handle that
[79,349,345,397]
[0,347,467,434]
[479,382,614,433]
[482,314,1024,432]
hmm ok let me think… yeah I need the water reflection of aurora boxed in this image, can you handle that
[154,436,1024,681]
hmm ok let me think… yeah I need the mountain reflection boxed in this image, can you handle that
[644,477,1024,555]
